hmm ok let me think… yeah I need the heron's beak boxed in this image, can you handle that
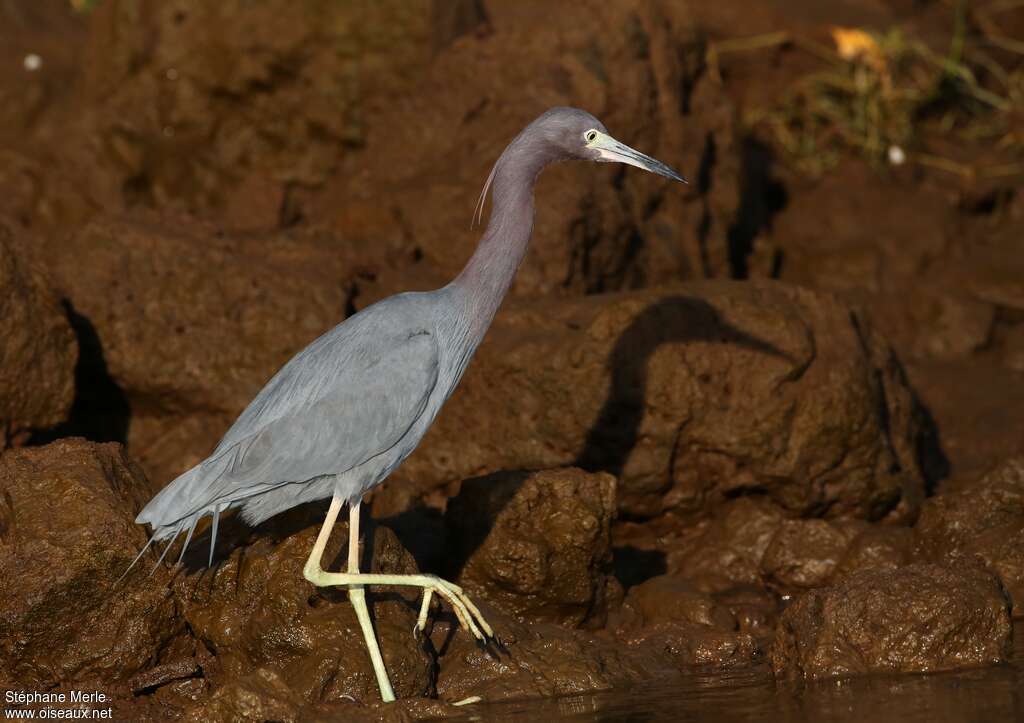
[587,132,687,183]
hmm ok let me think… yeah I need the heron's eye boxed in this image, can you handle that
[584,129,598,143]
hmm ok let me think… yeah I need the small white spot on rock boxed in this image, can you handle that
[166,68,179,81]
[23,54,42,72]
[888,145,906,166]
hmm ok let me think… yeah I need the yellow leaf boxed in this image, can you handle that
[831,26,891,92]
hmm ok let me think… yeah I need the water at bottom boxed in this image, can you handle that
[438,627,1024,722]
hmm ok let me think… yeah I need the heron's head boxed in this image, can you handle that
[473,107,686,226]
[532,106,686,183]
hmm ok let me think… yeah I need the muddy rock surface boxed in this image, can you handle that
[832,524,915,581]
[0,221,76,447]
[905,361,1024,482]
[433,609,677,705]
[51,0,449,227]
[656,499,915,596]
[621,623,762,672]
[610,575,763,671]
[445,468,617,628]
[0,439,181,689]
[611,576,777,655]
[772,563,1012,680]
[177,666,448,723]
[399,282,926,523]
[766,161,1024,481]
[915,457,1024,617]
[662,498,788,593]
[760,518,868,592]
[179,667,306,723]
[615,575,736,630]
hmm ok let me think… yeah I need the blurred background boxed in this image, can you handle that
[1,0,1022,492]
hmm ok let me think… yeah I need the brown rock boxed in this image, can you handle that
[833,524,914,580]
[0,439,182,689]
[714,586,779,640]
[182,668,451,723]
[434,611,677,704]
[175,508,434,705]
[905,360,1024,481]
[666,497,787,592]
[0,3,94,240]
[623,623,761,671]
[45,215,360,486]
[180,668,304,723]
[611,575,763,671]
[616,575,736,630]
[766,160,991,365]
[915,457,1024,616]
[760,519,867,591]
[445,468,617,628]
[771,564,1011,680]
[0,222,76,446]
[399,283,927,524]
[67,0,447,225]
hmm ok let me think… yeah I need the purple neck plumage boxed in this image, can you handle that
[452,131,563,334]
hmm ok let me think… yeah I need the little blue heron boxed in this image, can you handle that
[127,107,685,703]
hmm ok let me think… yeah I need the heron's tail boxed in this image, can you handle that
[119,460,230,582]
[117,503,225,584]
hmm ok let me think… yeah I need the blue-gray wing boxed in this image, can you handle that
[140,317,439,523]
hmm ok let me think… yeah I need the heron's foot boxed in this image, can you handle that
[411,576,493,643]
[305,569,494,643]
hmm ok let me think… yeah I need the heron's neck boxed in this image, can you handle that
[452,146,546,333]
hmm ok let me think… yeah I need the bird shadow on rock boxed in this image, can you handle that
[575,294,793,479]
[574,294,794,588]
[30,300,131,446]
[909,395,950,495]
[439,470,530,584]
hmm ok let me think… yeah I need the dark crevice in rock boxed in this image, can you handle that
[613,545,667,590]
[726,136,787,279]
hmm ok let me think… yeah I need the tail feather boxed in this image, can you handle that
[209,504,221,568]
[115,534,156,585]
[120,502,232,583]
[176,515,199,566]
[149,521,183,577]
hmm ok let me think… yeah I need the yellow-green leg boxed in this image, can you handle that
[303,496,395,702]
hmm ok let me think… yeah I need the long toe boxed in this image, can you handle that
[413,588,434,638]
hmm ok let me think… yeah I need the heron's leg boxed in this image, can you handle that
[301,494,343,581]
[303,500,494,649]
[302,496,396,703]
